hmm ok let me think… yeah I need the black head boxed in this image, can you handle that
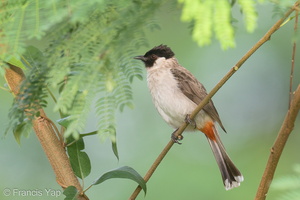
[134,44,175,67]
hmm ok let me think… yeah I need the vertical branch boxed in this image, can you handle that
[255,4,299,199]
[4,64,89,200]
[289,9,299,108]
[254,85,300,200]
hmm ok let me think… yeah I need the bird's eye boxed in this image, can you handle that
[151,54,157,59]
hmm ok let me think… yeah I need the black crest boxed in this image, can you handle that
[134,44,175,67]
[144,44,175,59]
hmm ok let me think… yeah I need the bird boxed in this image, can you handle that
[134,44,244,190]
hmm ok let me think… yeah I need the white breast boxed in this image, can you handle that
[146,58,208,131]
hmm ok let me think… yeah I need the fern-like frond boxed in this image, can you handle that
[178,0,235,49]
[214,0,235,49]
[114,72,134,112]
[0,0,110,59]
[62,90,94,139]
[41,0,162,141]
[119,48,144,83]
[178,0,264,49]
[192,1,214,46]
[271,0,297,18]
[276,191,300,200]
[96,94,116,137]
[3,0,162,148]
[272,175,300,190]
[271,164,300,200]
[238,0,257,32]
[7,46,49,136]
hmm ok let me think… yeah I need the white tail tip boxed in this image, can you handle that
[224,175,244,190]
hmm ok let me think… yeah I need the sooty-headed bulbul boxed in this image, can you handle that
[134,44,244,190]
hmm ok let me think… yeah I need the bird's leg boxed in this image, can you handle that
[185,114,196,129]
[171,128,184,145]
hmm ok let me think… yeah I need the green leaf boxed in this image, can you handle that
[13,122,25,145]
[63,186,78,200]
[98,124,119,160]
[112,140,119,160]
[22,46,45,68]
[12,120,31,144]
[109,126,119,160]
[58,116,81,140]
[67,138,91,179]
[7,57,26,69]
[93,166,147,195]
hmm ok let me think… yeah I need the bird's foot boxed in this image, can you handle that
[185,114,196,129]
[171,128,184,144]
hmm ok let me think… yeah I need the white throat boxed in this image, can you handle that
[148,57,167,70]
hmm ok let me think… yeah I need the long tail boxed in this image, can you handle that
[200,122,244,190]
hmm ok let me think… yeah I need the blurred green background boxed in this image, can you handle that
[1,2,300,200]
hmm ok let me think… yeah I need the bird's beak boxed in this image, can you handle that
[134,55,146,61]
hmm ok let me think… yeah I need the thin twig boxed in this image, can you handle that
[254,85,300,200]
[289,9,299,108]
[129,2,299,199]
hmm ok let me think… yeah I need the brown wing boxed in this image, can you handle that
[170,67,226,132]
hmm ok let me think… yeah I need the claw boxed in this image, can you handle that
[185,114,196,129]
[171,129,184,144]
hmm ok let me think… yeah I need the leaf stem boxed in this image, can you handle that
[65,131,98,147]
[82,184,93,194]
[20,55,32,68]
[45,86,64,119]
[80,131,98,137]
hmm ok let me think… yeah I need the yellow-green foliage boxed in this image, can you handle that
[178,0,259,49]
[1,0,162,145]
[0,0,294,146]
[238,0,258,32]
